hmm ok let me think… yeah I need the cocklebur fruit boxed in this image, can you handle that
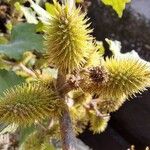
[98,56,150,99]
[0,82,65,126]
[80,66,108,93]
[44,1,94,74]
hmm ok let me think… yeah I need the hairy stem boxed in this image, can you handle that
[57,73,77,150]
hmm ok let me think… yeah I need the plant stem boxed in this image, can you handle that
[59,108,77,150]
[57,73,77,150]
[19,63,37,77]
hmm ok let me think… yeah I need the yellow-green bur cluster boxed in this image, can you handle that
[97,57,150,113]
[0,82,65,126]
[70,106,89,134]
[68,90,110,134]
[89,111,110,134]
[70,105,110,134]
[68,90,92,106]
[68,90,91,134]
[44,1,93,74]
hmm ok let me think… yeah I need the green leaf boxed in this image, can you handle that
[0,36,8,44]
[0,69,25,95]
[101,0,131,17]
[0,23,44,59]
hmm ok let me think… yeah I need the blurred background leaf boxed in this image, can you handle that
[101,0,131,17]
[0,69,25,95]
[0,23,44,59]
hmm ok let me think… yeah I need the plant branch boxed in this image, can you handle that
[57,74,81,96]
[19,63,37,77]
[56,73,77,150]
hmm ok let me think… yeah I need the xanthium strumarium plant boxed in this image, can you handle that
[0,1,150,150]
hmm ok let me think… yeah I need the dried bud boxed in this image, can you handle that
[80,66,108,93]
[89,66,108,84]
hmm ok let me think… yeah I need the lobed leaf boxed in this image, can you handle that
[101,0,131,17]
[0,23,44,59]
